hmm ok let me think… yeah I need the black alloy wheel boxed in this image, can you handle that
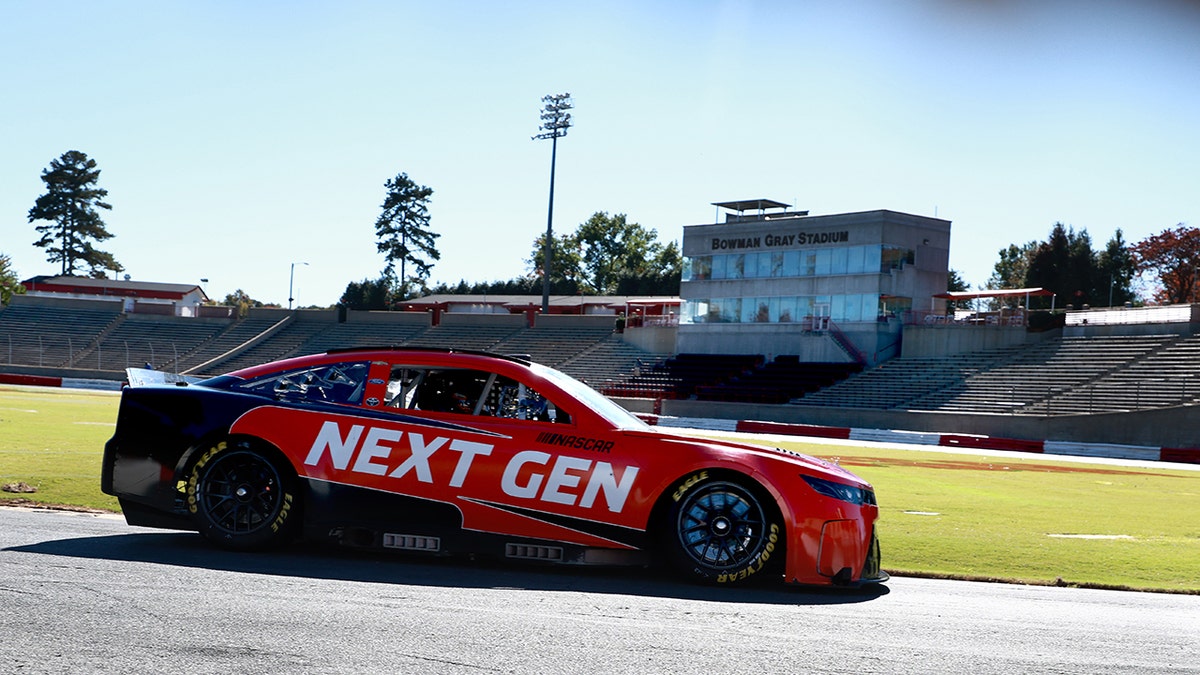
[666,477,782,584]
[190,442,298,550]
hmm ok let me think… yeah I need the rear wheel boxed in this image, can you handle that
[664,475,783,584]
[186,440,299,551]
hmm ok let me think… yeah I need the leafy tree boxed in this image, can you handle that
[945,268,970,312]
[221,289,266,318]
[1026,223,1096,309]
[1097,229,1137,306]
[27,150,123,278]
[0,253,26,304]
[429,210,682,299]
[526,232,582,294]
[988,223,1142,310]
[447,279,472,294]
[986,242,1035,289]
[615,239,681,295]
[340,276,394,310]
[427,277,523,296]
[1130,225,1200,304]
[985,242,1036,309]
[947,269,969,292]
[374,173,439,300]
[575,212,664,294]
[523,212,680,296]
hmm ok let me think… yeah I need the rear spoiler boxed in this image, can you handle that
[124,368,206,388]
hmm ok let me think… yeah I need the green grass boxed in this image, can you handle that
[0,386,121,511]
[2,386,1198,592]
[771,440,1200,592]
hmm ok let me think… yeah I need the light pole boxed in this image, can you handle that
[533,92,573,314]
[198,277,209,316]
[289,261,308,310]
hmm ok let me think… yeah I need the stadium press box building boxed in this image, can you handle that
[679,200,951,364]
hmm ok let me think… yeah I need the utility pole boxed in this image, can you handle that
[289,261,308,310]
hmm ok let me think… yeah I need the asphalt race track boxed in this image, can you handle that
[1,507,1196,674]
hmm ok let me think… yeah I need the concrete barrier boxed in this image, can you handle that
[646,414,1200,465]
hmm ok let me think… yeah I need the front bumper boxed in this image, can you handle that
[850,529,889,585]
[785,518,887,587]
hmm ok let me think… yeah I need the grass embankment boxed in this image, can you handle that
[2,385,1197,592]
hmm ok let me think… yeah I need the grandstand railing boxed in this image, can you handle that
[1065,304,1196,326]
[625,314,679,328]
[908,304,1200,328]
[0,335,194,371]
[181,315,293,375]
[907,309,1028,326]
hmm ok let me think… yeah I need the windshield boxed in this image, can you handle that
[530,362,649,430]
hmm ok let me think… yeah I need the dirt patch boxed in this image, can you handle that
[2,481,38,493]
[0,497,111,514]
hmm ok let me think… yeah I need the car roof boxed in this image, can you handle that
[224,347,537,380]
[324,345,534,366]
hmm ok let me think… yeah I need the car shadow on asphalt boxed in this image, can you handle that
[7,530,889,606]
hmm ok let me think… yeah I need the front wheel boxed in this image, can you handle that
[186,440,299,551]
[664,475,783,584]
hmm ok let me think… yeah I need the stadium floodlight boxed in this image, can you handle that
[533,92,573,314]
[289,261,308,310]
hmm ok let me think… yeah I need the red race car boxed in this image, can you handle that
[102,348,886,587]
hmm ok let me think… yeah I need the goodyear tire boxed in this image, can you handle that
[186,439,299,551]
[664,474,783,585]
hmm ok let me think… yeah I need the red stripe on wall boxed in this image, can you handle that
[0,373,63,387]
[735,420,852,439]
[1159,448,1200,465]
[939,434,1045,453]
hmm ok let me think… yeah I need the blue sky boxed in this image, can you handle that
[3,1,1198,307]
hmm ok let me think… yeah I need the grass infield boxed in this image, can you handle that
[2,385,1197,593]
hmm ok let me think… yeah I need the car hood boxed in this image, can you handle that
[623,427,872,488]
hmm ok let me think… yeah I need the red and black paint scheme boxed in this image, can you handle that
[102,348,886,587]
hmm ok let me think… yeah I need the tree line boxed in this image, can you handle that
[5,150,680,311]
[963,222,1200,310]
[4,149,1198,311]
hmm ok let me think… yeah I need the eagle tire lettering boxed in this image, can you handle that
[671,471,709,502]
[187,438,299,551]
[271,493,294,533]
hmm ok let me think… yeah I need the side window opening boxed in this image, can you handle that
[386,367,425,409]
[413,368,490,414]
[236,362,370,405]
[386,365,571,424]
[487,376,571,424]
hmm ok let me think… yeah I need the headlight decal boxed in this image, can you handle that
[802,474,872,506]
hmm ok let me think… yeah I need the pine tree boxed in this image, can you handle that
[27,150,123,278]
[374,173,440,301]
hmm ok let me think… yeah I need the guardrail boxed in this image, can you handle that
[1066,304,1194,326]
